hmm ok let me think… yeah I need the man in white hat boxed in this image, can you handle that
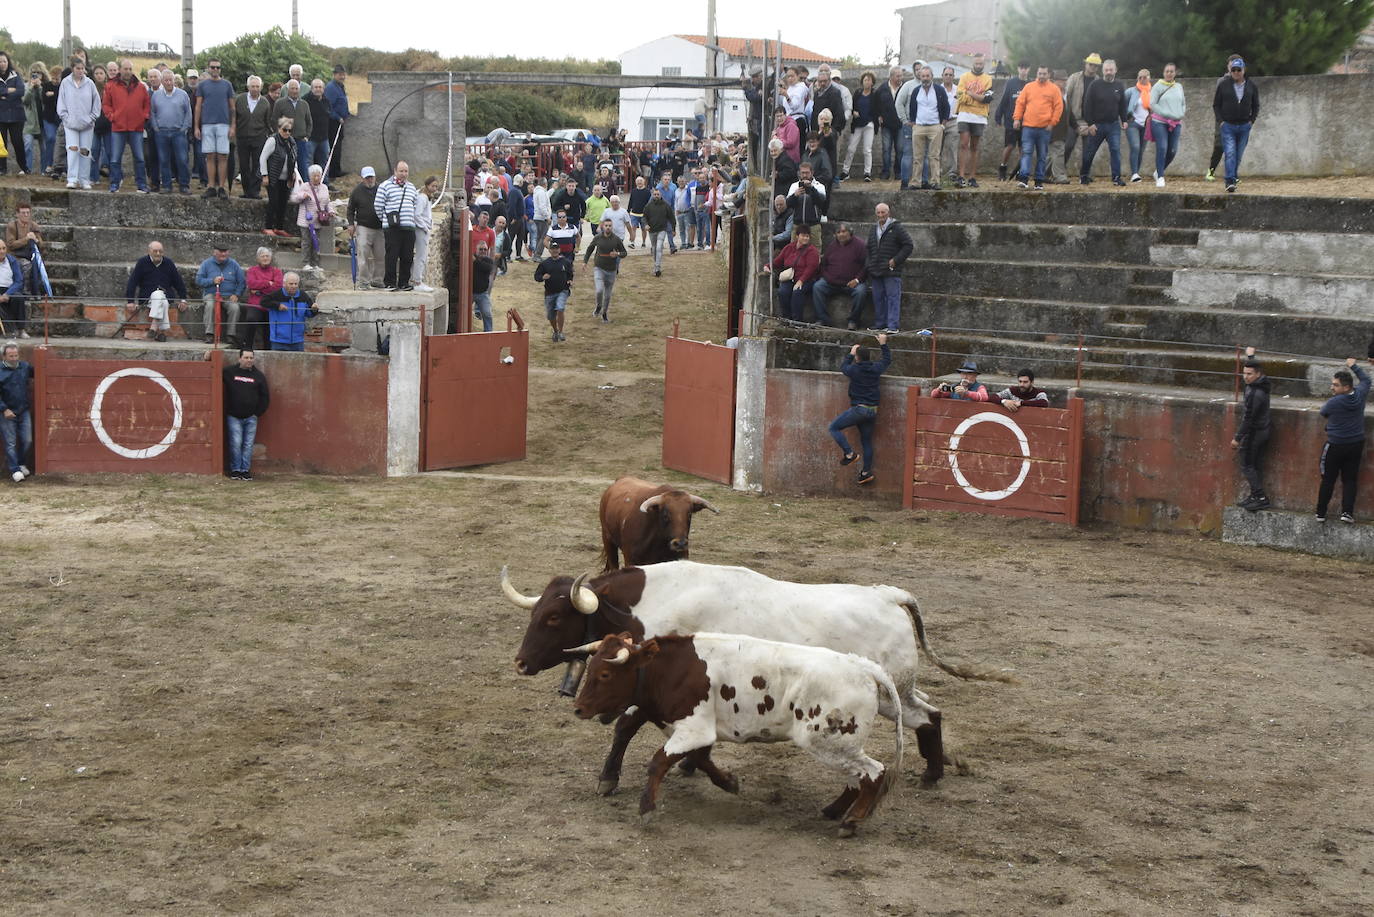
[347,166,385,288]
[932,359,994,401]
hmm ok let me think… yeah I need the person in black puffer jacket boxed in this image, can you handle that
[1231,347,1272,510]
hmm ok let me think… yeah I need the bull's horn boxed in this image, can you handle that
[499,566,539,609]
[639,494,665,513]
[607,647,631,665]
[689,495,721,514]
[565,640,604,654]
[570,573,600,615]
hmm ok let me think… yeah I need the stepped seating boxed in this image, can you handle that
[799,188,1374,394]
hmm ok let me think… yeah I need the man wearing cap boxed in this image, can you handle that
[234,76,272,199]
[184,68,206,186]
[742,65,765,170]
[994,63,1031,182]
[828,332,890,487]
[324,65,349,180]
[932,360,994,401]
[196,244,247,344]
[1063,53,1100,172]
[1212,57,1260,193]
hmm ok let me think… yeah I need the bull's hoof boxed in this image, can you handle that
[837,822,858,838]
[720,773,740,795]
[677,759,699,776]
[639,806,657,824]
[597,778,620,796]
[821,803,845,821]
[920,768,943,788]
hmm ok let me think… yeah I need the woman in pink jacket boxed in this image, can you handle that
[772,107,800,165]
[243,247,283,352]
[291,163,332,267]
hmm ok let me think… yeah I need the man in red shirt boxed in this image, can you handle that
[470,210,497,252]
[102,58,151,192]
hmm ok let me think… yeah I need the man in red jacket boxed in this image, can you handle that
[103,59,151,193]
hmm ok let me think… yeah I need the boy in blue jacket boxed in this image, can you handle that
[829,332,891,486]
[1316,357,1371,523]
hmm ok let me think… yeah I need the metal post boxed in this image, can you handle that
[1233,346,1242,402]
[63,0,75,65]
[929,328,937,378]
[1076,333,1085,387]
[213,284,222,346]
[44,297,50,345]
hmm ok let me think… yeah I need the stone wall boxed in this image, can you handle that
[865,73,1374,178]
[345,73,466,178]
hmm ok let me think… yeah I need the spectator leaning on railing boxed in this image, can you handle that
[196,245,246,345]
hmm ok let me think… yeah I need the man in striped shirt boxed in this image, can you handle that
[373,161,419,291]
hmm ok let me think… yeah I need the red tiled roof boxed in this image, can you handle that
[674,34,836,64]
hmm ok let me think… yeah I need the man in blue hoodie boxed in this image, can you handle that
[1,340,34,482]
[1315,357,1371,523]
[828,332,890,486]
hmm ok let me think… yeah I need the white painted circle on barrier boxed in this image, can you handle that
[947,411,1032,502]
[89,368,184,460]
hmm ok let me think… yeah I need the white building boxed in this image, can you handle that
[618,34,837,141]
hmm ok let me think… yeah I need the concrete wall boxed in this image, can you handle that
[346,73,466,178]
[898,0,1002,68]
[867,73,1374,177]
[386,322,422,476]
[252,351,389,476]
[753,365,1374,533]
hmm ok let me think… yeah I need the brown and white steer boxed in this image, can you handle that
[502,560,1010,796]
[597,475,720,571]
[572,631,904,837]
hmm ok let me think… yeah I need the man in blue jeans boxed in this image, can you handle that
[0,341,34,483]
[222,349,270,480]
[1212,57,1260,193]
[828,332,891,487]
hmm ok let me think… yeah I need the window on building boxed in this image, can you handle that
[641,118,691,141]
[661,66,682,77]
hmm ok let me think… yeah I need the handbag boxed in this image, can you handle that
[778,267,795,283]
[95,113,111,135]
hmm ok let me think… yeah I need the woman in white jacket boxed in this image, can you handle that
[410,175,438,292]
[55,57,101,189]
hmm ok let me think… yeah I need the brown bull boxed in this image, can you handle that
[598,476,720,571]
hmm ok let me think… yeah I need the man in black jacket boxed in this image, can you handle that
[874,66,905,181]
[1213,57,1260,193]
[769,138,798,198]
[865,202,914,333]
[1079,59,1128,186]
[995,63,1030,181]
[223,349,270,480]
[347,167,384,288]
[1231,347,1271,510]
[828,332,891,487]
[810,64,846,132]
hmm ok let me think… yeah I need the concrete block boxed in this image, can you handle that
[732,336,768,493]
[386,322,422,476]
[314,288,448,352]
[1222,505,1374,561]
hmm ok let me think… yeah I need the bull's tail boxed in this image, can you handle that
[901,596,1019,684]
[866,662,904,808]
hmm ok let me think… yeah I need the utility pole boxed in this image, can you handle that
[62,0,73,63]
[292,0,300,35]
[182,0,194,68]
[705,0,717,134]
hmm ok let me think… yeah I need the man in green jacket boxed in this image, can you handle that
[642,186,673,277]
[582,217,627,322]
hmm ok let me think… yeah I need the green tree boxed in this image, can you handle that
[199,27,332,88]
[464,89,577,136]
[1004,0,1372,76]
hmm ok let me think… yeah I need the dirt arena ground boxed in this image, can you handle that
[4,245,1372,916]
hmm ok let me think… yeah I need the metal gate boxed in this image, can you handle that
[663,330,736,484]
[903,390,1084,525]
[420,329,529,470]
[32,348,224,474]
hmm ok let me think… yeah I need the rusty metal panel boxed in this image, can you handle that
[423,330,528,470]
[663,337,737,484]
[904,391,1083,525]
[35,349,223,475]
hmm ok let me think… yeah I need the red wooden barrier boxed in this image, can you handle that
[32,349,224,475]
[420,330,529,470]
[902,390,1084,525]
[663,333,736,484]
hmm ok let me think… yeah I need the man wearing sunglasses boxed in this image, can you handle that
[1212,57,1259,194]
[194,59,236,199]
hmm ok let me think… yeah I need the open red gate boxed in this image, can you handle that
[31,348,224,474]
[420,329,529,470]
[903,390,1084,525]
[663,329,736,484]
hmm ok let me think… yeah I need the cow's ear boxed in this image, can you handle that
[637,639,661,663]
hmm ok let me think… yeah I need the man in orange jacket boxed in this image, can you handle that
[1012,66,1064,190]
[102,59,151,193]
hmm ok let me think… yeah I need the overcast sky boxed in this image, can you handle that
[7,1,920,67]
